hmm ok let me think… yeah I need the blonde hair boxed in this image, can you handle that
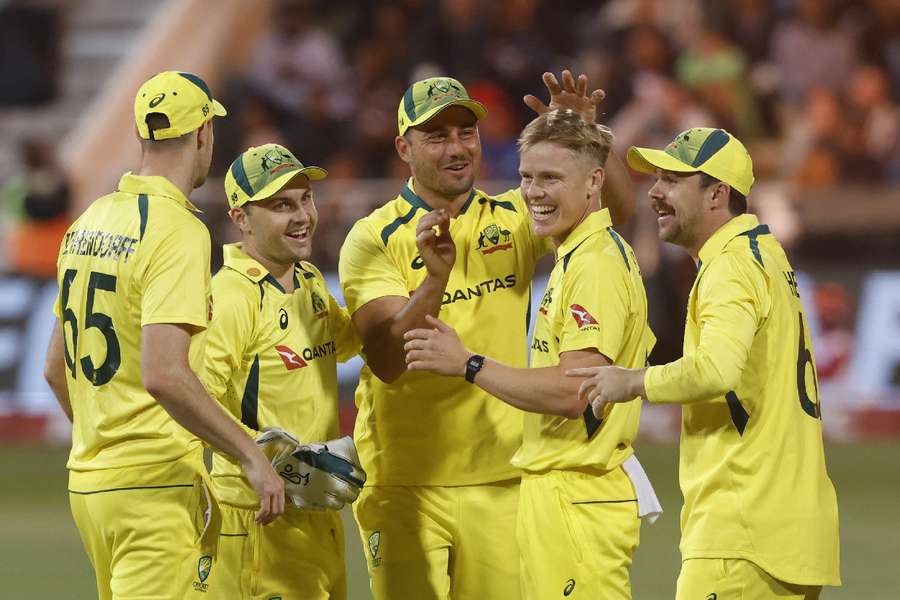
[517,109,614,167]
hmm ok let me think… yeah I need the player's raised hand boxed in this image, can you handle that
[566,365,644,418]
[404,314,470,377]
[416,209,456,281]
[243,450,285,525]
[524,70,606,124]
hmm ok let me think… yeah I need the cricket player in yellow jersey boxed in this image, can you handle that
[572,128,841,599]
[403,109,661,599]
[42,71,284,600]
[202,143,364,599]
[338,71,635,599]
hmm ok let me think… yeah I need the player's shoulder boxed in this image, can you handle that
[345,197,408,241]
[344,194,425,255]
[140,200,209,252]
[565,227,632,273]
[212,265,258,300]
[210,266,262,320]
[717,234,771,278]
[296,260,325,283]
[359,193,416,227]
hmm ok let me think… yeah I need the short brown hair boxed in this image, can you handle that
[517,109,614,168]
[699,172,748,215]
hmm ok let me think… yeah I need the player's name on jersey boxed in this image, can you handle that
[441,274,516,305]
[60,229,139,263]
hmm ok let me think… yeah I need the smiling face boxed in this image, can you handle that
[397,105,482,201]
[647,169,712,250]
[230,175,317,267]
[519,141,604,246]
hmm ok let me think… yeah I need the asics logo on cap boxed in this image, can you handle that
[148,93,165,108]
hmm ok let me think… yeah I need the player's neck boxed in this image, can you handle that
[241,241,296,293]
[688,212,736,263]
[135,153,195,200]
[411,179,471,218]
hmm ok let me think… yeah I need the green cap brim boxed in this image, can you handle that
[249,166,328,203]
[627,147,698,176]
[212,99,227,117]
[408,99,487,130]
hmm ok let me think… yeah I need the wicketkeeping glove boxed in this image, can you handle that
[272,436,367,511]
[255,427,301,464]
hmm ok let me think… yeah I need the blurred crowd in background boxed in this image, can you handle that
[2,0,898,391]
[212,0,900,189]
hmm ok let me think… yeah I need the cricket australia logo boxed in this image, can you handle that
[260,148,297,175]
[569,303,599,330]
[368,531,382,567]
[539,286,554,315]
[193,555,212,592]
[426,79,462,104]
[477,223,513,255]
[310,290,328,319]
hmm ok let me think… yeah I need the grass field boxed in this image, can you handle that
[2,443,898,599]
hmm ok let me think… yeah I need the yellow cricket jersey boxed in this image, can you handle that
[339,180,552,486]
[512,209,656,473]
[203,243,359,508]
[54,173,211,490]
[644,214,840,585]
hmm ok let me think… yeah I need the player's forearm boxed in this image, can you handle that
[646,307,754,404]
[365,274,449,382]
[475,360,587,419]
[146,365,260,465]
[43,322,73,422]
[47,378,73,422]
[603,151,636,228]
[389,273,448,338]
[644,347,742,404]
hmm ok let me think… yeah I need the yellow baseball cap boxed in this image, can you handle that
[224,143,327,208]
[397,76,488,135]
[134,71,227,140]
[627,128,755,196]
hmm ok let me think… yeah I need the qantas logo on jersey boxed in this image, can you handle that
[477,223,513,254]
[275,345,307,370]
[275,342,337,368]
[570,304,599,329]
[442,274,516,305]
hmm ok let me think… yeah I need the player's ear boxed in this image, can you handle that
[228,206,250,232]
[589,166,605,198]
[395,134,413,164]
[711,182,731,211]
[196,121,209,150]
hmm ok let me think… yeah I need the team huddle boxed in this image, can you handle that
[43,68,840,600]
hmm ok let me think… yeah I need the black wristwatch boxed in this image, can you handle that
[465,354,485,383]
